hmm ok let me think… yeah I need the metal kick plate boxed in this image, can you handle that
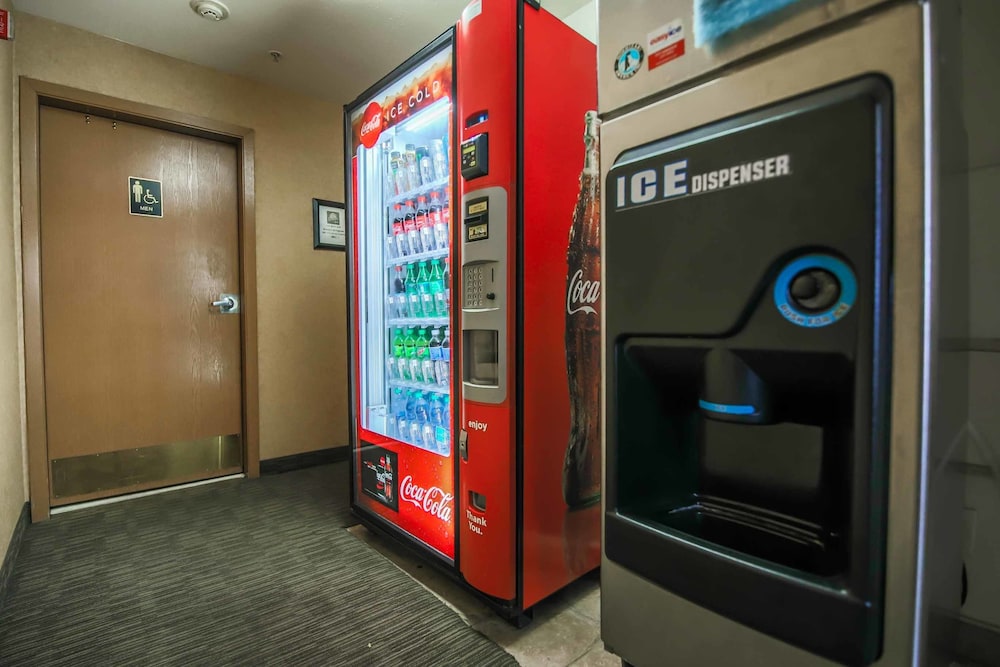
[50,434,242,500]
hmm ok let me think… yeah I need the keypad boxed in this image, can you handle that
[464,265,487,308]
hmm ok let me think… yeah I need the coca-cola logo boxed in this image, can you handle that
[359,101,383,149]
[566,269,601,315]
[400,475,454,523]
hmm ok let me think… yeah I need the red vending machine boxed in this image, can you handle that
[345,0,598,621]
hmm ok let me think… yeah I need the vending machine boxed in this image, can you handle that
[345,0,599,620]
[598,0,970,665]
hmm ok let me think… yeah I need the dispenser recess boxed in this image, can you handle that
[604,78,892,665]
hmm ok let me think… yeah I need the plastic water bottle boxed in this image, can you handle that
[391,388,406,423]
[406,263,422,318]
[429,393,444,427]
[404,200,420,256]
[389,387,406,438]
[435,327,450,387]
[393,266,408,319]
[431,191,448,251]
[418,328,434,385]
[428,328,442,384]
[403,390,418,443]
[402,328,416,381]
[417,261,434,318]
[392,204,408,258]
[429,259,446,317]
[417,196,435,255]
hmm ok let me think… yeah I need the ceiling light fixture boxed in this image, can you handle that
[190,0,230,22]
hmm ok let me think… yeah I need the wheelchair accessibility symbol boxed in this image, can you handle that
[128,177,163,218]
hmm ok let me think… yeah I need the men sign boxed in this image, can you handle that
[128,177,163,218]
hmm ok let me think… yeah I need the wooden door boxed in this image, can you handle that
[39,106,243,504]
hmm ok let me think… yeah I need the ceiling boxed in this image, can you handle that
[13,0,591,104]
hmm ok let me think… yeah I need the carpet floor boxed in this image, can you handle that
[0,463,516,667]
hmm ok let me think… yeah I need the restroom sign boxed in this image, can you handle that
[128,177,163,218]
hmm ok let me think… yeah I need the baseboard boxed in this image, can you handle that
[0,502,29,610]
[260,446,348,475]
[957,616,1000,666]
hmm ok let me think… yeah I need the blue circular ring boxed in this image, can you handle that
[773,254,857,328]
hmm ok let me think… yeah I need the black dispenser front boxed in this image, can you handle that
[604,79,892,666]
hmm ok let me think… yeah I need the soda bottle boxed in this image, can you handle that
[385,209,397,261]
[442,187,451,243]
[406,263,422,318]
[402,327,416,381]
[428,327,442,385]
[417,327,433,384]
[417,195,435,254]
[392,266,408,318]
[430,191,448,251]
[393,328,405,363]
[428,393,444,452]
[404,144,420,190]
[429,259,446,317]
[417,261,434,318]
[413,391,430,448]
[563,111,602,509]
[435,326,450,387]
[430,139,448,182]
[393,204,408,258]
[417,145,435,185]
[403,200,419,256]
[407,328,422,384]
[442,257,451,312]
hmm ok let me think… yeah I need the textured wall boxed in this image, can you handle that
[13,12,349,466]
[0,0,23,558]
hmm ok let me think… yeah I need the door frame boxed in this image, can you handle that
[19,78,261,521]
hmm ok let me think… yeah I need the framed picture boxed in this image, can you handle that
[313,198,346,250]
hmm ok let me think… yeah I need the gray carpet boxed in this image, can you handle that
[0,464,517,667]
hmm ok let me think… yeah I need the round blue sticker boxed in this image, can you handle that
[614,44,644,80]
[773,254,857,328]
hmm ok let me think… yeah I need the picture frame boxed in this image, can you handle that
[313,198,346,250]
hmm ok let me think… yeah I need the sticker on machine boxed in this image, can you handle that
[647,19,685,71]
[614,44,644,80]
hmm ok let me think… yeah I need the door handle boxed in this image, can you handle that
[212,294,240,314]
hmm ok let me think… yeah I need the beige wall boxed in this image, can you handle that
[0,0,24,559]
[13,12,350,466]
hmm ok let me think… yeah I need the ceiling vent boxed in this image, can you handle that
[190,0,230,21]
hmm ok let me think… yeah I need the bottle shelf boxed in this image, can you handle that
[386,177,450,208]
[389,378,451,395]
[386,246,449,268]
[387,317,449,327]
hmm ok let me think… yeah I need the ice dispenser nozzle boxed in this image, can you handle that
[699,349,771,424]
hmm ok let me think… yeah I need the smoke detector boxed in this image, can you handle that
[190,0,230,21]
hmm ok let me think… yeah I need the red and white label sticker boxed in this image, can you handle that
[0,10,10,41]
[359,101,383,149]
[647,19,685,71]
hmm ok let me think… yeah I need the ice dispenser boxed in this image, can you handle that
[604,79,892,665]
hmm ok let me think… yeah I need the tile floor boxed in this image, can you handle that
[348,525,619,667]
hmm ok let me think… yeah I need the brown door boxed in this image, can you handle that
[39,106,243,505]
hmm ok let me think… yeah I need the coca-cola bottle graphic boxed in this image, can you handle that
[563,110,602,509]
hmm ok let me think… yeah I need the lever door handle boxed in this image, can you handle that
[212,294,240,314]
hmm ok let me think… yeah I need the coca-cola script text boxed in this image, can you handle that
[400,475,454,523]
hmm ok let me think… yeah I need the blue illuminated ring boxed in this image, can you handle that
[773,254,857,328]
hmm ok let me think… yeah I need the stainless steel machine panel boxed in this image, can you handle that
[597,0,895,116]
[600,3,943,665]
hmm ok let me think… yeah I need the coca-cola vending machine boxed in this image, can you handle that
[345,0,599,620]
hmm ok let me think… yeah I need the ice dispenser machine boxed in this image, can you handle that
[604,79,892,664]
